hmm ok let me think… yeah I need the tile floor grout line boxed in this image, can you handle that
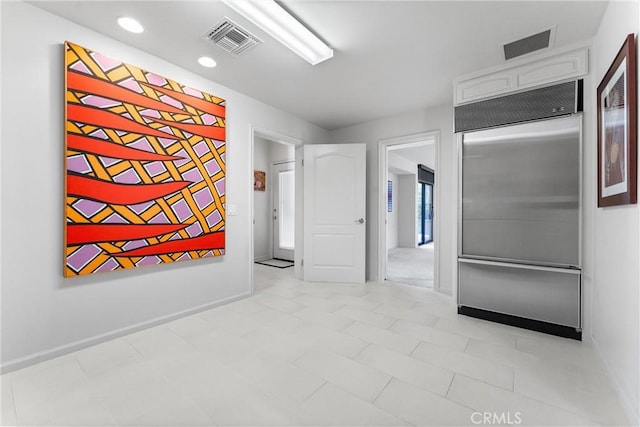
[336,319,356,332]
[71,353,90,377]
[386,317,401,331]
[515,334,522,351]
[369,379,419,427]
[7,375,18,425]
[300,379,328,405]
[293,350,401,413]
[454,370,519,393]
[328,303,347,313]
[406,342,516,392]
[444,372,457,398]
[352,342,371,360]
[407,338,421,356]
[371,376,394,405]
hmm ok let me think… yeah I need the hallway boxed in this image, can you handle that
[387,243,434,288]
[1,264,628,426]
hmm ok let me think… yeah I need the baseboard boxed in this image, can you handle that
[0,292,251,374]
[591,336,640,427]
[458,306,582,340]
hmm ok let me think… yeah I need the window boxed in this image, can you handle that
[417,165,434,245]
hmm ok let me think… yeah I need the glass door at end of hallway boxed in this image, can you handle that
[417,182,433,245]
[273,162,295,261]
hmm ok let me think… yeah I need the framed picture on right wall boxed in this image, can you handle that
[597,33,637,207]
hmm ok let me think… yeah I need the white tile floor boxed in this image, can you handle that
[0,264,630,426]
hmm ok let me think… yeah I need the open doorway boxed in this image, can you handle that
[252,134,296,269]
[379,131,439,289]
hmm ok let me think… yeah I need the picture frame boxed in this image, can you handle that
[254,170,266,191]
[64,42,226,277]
[387,180,392,212]
[597,33,637,207]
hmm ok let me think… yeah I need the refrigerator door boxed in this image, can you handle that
[461,116,581,267]
[458,258,581,328]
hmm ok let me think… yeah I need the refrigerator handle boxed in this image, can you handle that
[458,257,581,274]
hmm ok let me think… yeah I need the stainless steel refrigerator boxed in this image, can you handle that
[456,81,582,339]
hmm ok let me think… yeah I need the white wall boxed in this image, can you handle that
[388,153,417,250]
[398,174,418,248]
[386,173,399,250]
[388,151,417,174]
[270,142,295,165]
[253,137,271,261]
[253,137,294,261]
[590,1,640,423]
[330,106,454,294]
[0,1,329,370]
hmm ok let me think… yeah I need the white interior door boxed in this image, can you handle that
[303,144,366,283]
[273,161,295,261]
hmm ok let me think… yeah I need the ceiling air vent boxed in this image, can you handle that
[503,29,553,61]
[205,18,262,56]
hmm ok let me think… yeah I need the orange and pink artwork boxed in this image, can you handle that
[65,42,226,276]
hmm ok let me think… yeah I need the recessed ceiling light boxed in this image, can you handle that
[198,56,217,68]
[117,17,144,34]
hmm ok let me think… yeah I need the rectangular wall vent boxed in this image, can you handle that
[503,29,552,61]
[454,80,581,133]
[205,18,262,56]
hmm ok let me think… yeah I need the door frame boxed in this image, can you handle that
[250,126,303,295]
[377,130,441,291]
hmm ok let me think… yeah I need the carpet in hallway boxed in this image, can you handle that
[386,244,434,287]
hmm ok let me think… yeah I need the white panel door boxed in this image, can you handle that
[303,144,366,283]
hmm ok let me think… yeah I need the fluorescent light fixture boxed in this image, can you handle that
[117,17,144,34]
[198,56,218,68]
[222,0,333,65]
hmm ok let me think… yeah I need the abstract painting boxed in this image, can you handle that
[65,41,226,277]
[254,170,266,191]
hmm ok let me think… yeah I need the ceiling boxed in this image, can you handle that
[30,1,608,130]
[393,144,436,171]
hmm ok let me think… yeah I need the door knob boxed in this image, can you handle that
[355,218,365,224]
